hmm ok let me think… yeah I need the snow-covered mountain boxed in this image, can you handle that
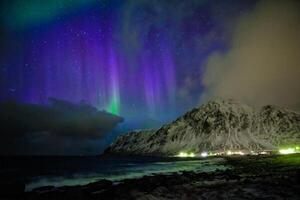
[104,99,300,156]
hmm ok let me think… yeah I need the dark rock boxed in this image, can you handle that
[83,179,112,192]
[32,186,55,193]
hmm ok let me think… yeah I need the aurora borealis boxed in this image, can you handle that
[1,0,300,155]
[0,0,256,121]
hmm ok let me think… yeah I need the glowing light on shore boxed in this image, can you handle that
[201,152,208,157]
[176,152,195,158]
[279,148,296,155]
[226,150,245,156]
[189,152,195,157]
[209,152,218,156]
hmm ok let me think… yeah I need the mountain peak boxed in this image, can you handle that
[105,99,300,156]
[188,98,254,120]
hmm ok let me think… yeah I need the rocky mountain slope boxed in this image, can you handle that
[104,99,300,156]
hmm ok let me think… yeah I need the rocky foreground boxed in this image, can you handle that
[105,99,300,156]
[2,154,300,200]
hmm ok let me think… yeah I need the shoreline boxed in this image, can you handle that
[1,154,300,199]
[22,156,227,191]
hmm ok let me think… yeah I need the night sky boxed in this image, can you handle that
[0,0,256,120]
[1,0,299,154]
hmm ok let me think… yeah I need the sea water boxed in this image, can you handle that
[0,156,227,191]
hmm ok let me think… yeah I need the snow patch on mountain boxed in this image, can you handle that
[104,99,300,156]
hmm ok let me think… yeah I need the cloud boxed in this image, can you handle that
[0,99,124,155]
[201,0,300,110]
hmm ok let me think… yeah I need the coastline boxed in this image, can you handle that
[2,154,300,199]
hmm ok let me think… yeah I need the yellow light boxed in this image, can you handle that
[189,152,195,157]
[201,152,208,157]
[177,152,187,157]
[176,151,195,158]
[279,148,295,155]
[226,150,245,156]
[295,146,300,150]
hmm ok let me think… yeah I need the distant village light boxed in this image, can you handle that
[176,151,195,158]
[279,148,296,155]
[226,150,245,156]
[201,152,208,157]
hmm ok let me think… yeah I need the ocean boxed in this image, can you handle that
[0,156,227,191]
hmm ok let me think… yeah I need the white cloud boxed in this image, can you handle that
[201,0,300,109]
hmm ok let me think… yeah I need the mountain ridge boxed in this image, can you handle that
[104,99,300,156]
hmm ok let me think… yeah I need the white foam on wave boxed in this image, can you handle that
[25,157,227,191]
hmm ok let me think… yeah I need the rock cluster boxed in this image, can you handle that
[5,154,300,200]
